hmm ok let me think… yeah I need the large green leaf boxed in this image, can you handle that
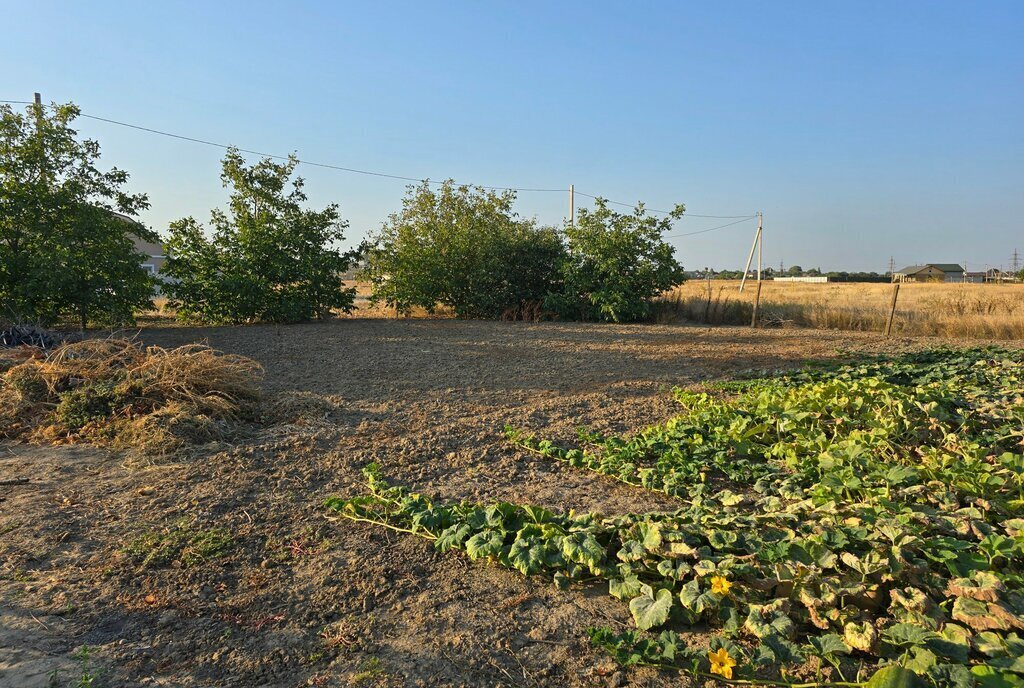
[629,587,674,630]
[678,579,717,615]
[865,665,926,688]
[507,535,551,575]
[972,666,1024,688]
[744,601,795,639]
[434,523,472,552]
[561,532,605,571]
[465,529,505,560]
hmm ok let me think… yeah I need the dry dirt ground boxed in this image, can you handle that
[0,320,954,688]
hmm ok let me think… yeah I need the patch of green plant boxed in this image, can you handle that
[329,348,1024,687]
[55,381,133,430]
[3,364,50,402]
[48,645,107,688]
[123,519,233,568]
[351,656,384,685]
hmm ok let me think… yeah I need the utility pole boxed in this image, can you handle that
[34,92,47,189]
[568,184,574,227]
[738,211,762,292]
[888,256,896,282]
[757,211,762,282]
[1012,249,1020,275]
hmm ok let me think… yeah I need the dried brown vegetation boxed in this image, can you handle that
[0,338,262,458]
[659,280,1024,338]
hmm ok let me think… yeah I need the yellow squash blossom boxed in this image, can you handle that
[708,647,737,679]
[710,575,732,596]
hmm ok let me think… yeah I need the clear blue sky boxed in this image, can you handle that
[2,1,1022,272]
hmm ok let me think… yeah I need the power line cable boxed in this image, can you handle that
[1,99,564,192]
[663,215,757,239]
[572,190,753,218]
[2,98,755,218]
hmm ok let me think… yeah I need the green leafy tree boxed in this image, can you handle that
[363,181,565,318]
[0,101,154,328]
[163,149,356,324]
[548,198,685,322]
[786,265,803,276]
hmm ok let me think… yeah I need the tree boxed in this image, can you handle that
[163,149,356,324]
[363,181,565,318]
[0,101,154,328]
[548,198,685,322]
[786,265,803,276]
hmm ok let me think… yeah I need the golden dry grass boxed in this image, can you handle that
[659,280,1024,339]
[0,338,263,457]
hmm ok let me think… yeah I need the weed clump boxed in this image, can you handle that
[0,338,263,457]
[124,520,234,568]
[2,362,49,402]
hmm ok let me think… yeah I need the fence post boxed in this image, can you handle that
[884,282,901,337]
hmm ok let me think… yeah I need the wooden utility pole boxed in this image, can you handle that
[757,211,762,282]
[884,283,901,337]
[739,211,762,293]
[751,280,763,328]
[752,212,763,327]
[569,184,574,227]
[34,93,48,188]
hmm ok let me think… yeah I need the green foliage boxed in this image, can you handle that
[123,520,233,568]
[2,364,49,402]
[55,381,132,430]
[362,180,565,318]
[365,187,688,321]
[547,198,685,322]
[332,348,1024,686]
[0,101,154,328]
[163,149,356,324]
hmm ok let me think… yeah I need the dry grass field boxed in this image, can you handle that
[659,280,1024,339]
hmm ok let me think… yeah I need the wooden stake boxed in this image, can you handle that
[884,282,900,337]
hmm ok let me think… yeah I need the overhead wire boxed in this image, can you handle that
[663,215,757,239]
[2,98,755,222]
[571,190,752,218]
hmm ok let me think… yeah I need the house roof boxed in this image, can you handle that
[896,263,964,275]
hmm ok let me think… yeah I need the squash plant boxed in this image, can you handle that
[328,347,1024,687]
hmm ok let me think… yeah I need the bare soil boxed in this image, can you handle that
[0,320,943,687]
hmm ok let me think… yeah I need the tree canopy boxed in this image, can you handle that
[0,101,155,328]
[362,181,565,319]
[547,199,686,322]
[163,149,356,324]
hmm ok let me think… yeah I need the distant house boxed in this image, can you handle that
[132,234,167,277]
[109,211,169,292]
[893,264,964,283]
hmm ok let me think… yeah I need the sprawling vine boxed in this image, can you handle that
[328,347,1024,687]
